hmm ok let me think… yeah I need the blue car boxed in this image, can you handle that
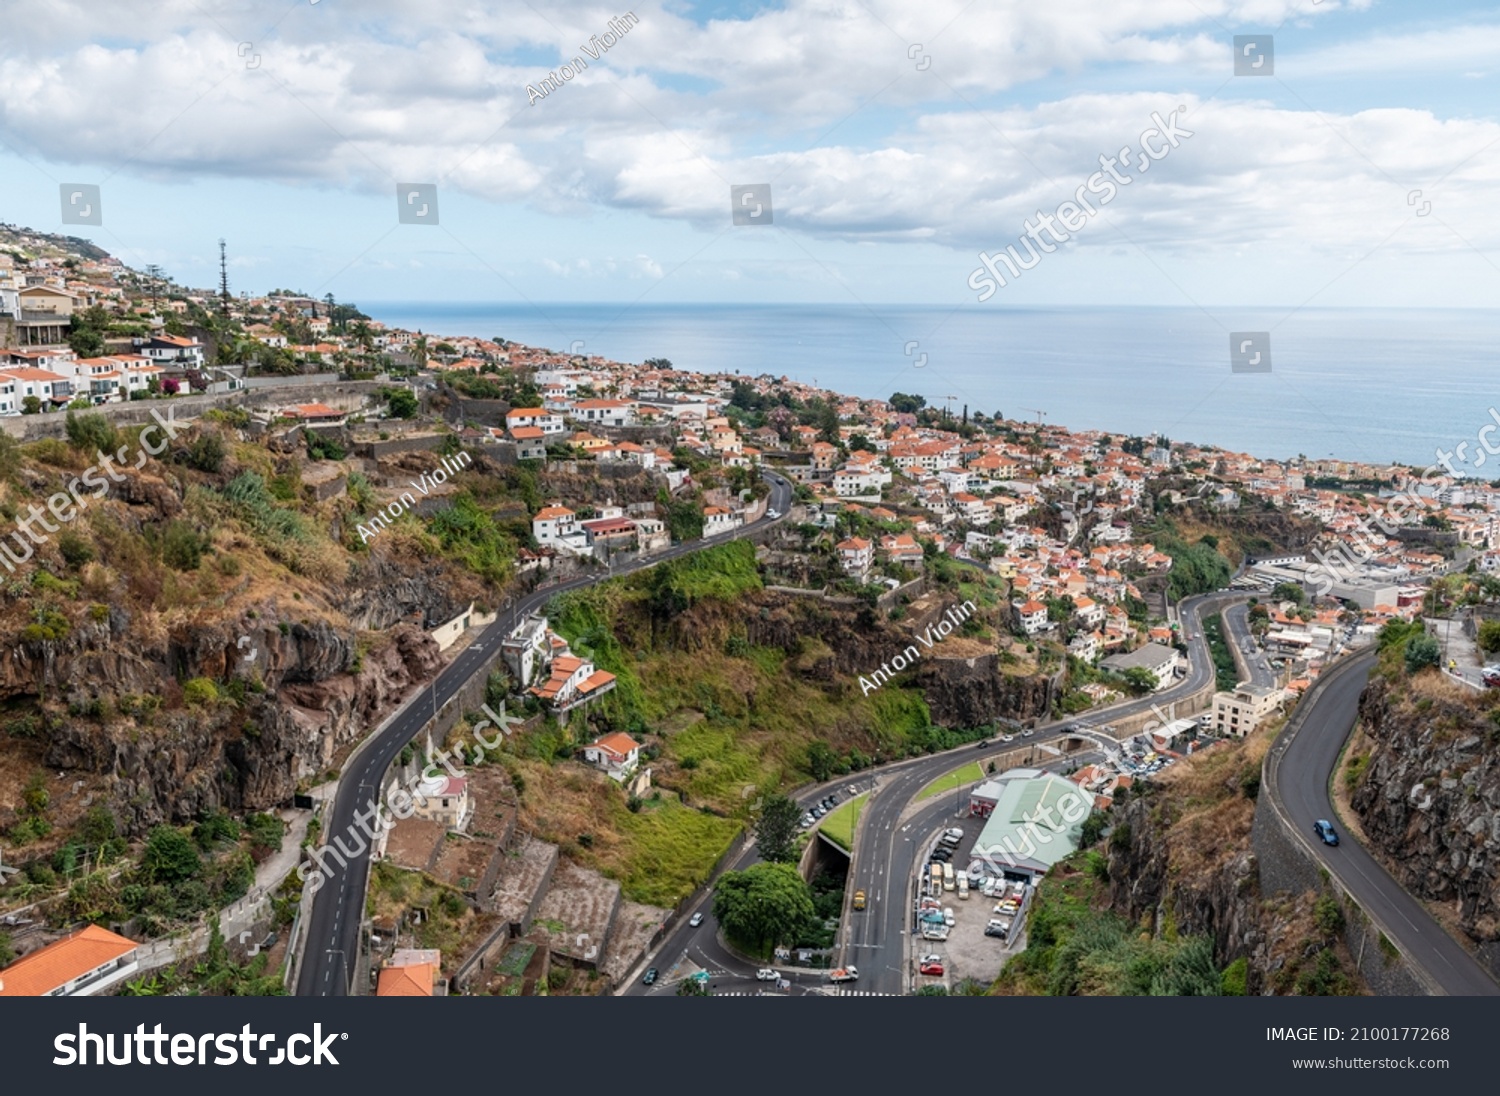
[1313,819,1340,847]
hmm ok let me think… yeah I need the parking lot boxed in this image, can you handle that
[911,824,1029,992]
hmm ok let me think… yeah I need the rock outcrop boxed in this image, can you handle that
[1349,673,1500,944]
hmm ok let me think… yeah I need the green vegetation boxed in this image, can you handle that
[818,792,868,851]
[752,793,803,863]
[427,493,521,586]
[996,855,1223,996]
[1201,613,1239,691]
[712,862,817,957]
[1155,529,1233,600]
[915,761,984,802]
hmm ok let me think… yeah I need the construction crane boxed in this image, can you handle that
[1023,407,1048,425]
[940,395,958,421]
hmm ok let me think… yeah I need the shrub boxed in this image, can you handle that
[64,410,118,454]
[58,532,94,567]
[159,520,208,571]
[184,431,226,473]
[182,678,219,708]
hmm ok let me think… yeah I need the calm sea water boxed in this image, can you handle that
[363,303,1499,472]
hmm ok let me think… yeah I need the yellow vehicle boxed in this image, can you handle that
[930,864,944,893]
[853,890,867,911]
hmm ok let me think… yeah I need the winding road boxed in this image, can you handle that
[625,590,1248,996]
[295,471,794,996]
[1264,648,1500,996]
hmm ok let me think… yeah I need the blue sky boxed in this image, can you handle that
[1,0,1497,309]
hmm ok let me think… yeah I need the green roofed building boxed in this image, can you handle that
[969,769,1092,880]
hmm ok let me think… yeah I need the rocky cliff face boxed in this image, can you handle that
[15,617,443,833]
[1349,673,1500,944]
[1105,741,1364,994]
[703,591,1055,726]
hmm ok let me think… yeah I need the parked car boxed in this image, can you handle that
[689,912,705,927]
[756,968,779,981]
[945,828,964,840]
[919,961,944,976]
[643,968,659,985]
[919,953,942,965]
[1313,819,1340,847]
[985,919,1009,939]
[943,908,955,926]
[1483,666,1500,688]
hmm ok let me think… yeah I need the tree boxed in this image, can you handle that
[1271,582,1306,606]
[141,825,202,885]
[711,862,816,955]
[1477,619,1500,655]
[644,358,673,371]
[21,396,40,415]
[806,740,838,782]
[382,386,418,418]
[1404,632,1441,674]
[889,392,926,414]
[1121,666,1160,694]
[752,794,802,864]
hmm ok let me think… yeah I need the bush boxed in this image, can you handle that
[1314,895,1345,939]
[182,678,219,708]
[58,532,94,567]
[184,431,226,473]
[64,410,118,454]
[159,520,208,571]
[1404,633,1441,674]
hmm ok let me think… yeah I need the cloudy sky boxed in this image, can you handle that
[0,0,1497,307]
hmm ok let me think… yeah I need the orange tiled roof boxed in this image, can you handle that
[376,963,435,997]
[0,924,137,996]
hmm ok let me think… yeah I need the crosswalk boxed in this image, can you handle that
[709,988,900,996]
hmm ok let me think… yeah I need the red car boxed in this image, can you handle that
[919,961,944,977]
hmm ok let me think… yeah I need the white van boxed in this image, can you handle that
[942,863,955,891]
[956,874,969,899]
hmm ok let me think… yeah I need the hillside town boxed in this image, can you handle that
[3,223,1499,1000]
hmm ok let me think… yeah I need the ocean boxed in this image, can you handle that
[361,303,1500,473]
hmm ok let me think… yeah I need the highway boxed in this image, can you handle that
[1265,648,1500,996]
[295,470,794,996]
[625,590,1248,996]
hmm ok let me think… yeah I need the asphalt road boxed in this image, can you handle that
[624,590,1249,996]
[296,471,794,997]
[1223,602,1278,689]
[838,590,1245,994]
[1266,649,1500,996]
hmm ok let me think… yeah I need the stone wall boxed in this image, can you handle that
[0,379,388,441]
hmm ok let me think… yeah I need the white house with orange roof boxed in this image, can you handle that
[532,504,577,545]
[703,505,741,537]
[505,407,565,435]
[1014,599,1051,635]
[581,731,642,781]
[531,654,617,713]
[836,536,874,579]
[879,533,924,565]
[0,924,139,997]
[139,334,205,367]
